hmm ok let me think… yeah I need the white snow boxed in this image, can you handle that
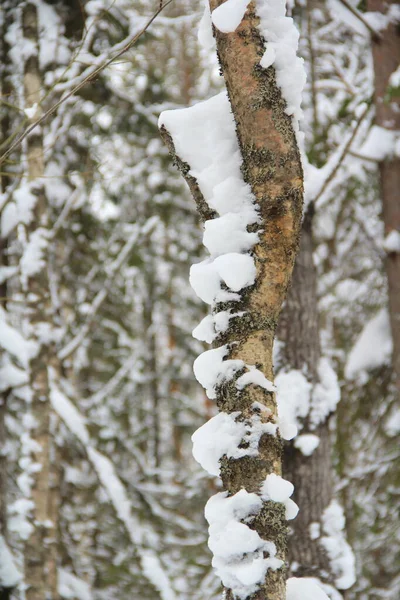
[58,568,92,600]
[309,522,320,541]
[275,369,311,438]
[192,315,216,344]
[189,259,221,305]
[20,227,49,286]
[214,253,256,291]
[193,346,244,399]
[359,125,399,161]
[390,65,400,89]
[211,0,250,33]
[0,359,28,392]
[159,96,259,305]
[192,411,277,476]
[159,93,255,217]
[0,535,21,588]
[190,253,256,304]
[382,230,400,254]
[310,358,340,429]
[365,5,400,32]
[385,408,400,437]
[49,378,175,596]
[49,370,90,446]
[261,473,293,503]
[286,577,330,600]
[205,490,283,599]
[321,501,356,590]
[1,182,38,237]
[192,311,245,343]
[236,367,276,392]
[294,434,320,456]
[0,307,38,368]
[203,214,258,256]
[192,411,247,476]
[256,0,306,134]
[36,1,71,70]
[285,498,300,521]
[345,309,393,380]
[198,2,215,51]
[213,310,234,334]
[141,553,177,600]
[87,447,136,536]
[24,103,38,119]
[276,361,339,436]
[159,28,303,597]
[8,498,34,540]
[261,473,299,520]
[0,266,18,284]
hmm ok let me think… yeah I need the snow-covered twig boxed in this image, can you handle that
[337,0,382,40]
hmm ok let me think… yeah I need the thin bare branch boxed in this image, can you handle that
[315,103,371,208]
[338,0,382,40]
[0,0,174,168]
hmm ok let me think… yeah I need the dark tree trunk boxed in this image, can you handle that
[278,207,333,581]
[367,0,400,393]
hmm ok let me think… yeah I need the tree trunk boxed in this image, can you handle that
[367,0,400,392]
[161,2,304,598]
[22,5,60,599]
[278,207,333,581]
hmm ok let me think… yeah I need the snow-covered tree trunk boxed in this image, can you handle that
[367,0,400,393]
[21,4,60,598]
[160,2,305,598]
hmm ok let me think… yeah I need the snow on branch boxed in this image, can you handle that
[58,217,158,361]
[48,370,177,600]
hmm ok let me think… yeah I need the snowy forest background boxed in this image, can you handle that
[0,1,399,600]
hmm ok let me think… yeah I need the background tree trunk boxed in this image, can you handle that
[278,207,333,582]
[22,5,60,599]
[368,0,400,392]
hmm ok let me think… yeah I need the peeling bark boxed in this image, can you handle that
[367,0,400,393]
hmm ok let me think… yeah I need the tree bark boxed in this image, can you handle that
[161,2,303,598]
[22,5,60,599]
[367,0,400,393]
[278,207,333,582]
